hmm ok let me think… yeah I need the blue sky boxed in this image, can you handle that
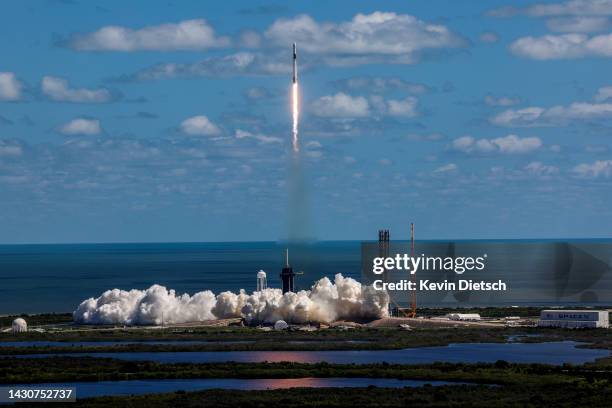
[1,0,612,243]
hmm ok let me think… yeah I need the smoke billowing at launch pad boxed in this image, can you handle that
[73,274,389,325]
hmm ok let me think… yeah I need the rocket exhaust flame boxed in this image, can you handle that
[291,43,299,153]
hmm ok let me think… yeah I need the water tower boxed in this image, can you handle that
[256,270,267,291]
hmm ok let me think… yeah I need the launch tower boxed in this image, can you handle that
[280,248,296,294]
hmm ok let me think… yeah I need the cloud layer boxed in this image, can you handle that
[180,115,221,136]
[130,52,287,81]
[491,102,612,126]
[263,12,466,65]
[69,19,230,51]
[510,33,612,60]
[42,76,113,103]
[452,134,542,154]
[59,118,101,135]
[0,72,22,101]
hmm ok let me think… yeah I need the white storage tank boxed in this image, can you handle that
[274,320,288,330]
[12,318,28,333]
[538,310,609,328]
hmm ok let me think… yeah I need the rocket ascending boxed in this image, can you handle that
[292,43,297,84]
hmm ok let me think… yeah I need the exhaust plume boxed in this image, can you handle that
[73,274,389,325]
[292,82,299,153]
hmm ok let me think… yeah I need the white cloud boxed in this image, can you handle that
[490,0,612,18]
[0,72,22,101]
[480,32,500,43]
[386,97,418,117]
[594,85,612,101]
[545,16,610,32]
[510,33,612,60]
[452,134,542,154]
[492,134,543,153]
[131,52,286,80]
[180,115,221,136]
[310,93,370,118]
[433,163,458,173]
[332,77,429,94]
[234,129,252,139]
[491,102,612,126]
[524,161,559,177]
[573,159,612,177]
[42,76,112,103]
[525,0,612,16]
[0,142,22,157]
[127,12,466,81]
[484,95,521,106]
[490,107,546,126]
[59,118,101,135]
[234,129,282,144]
[263,12,465,65]
[70,19,230,51]
[311,93,420,119]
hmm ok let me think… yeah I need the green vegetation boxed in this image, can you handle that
[8,357,611,385]
[6,359,612,407]
[1,326,611,354]
[65,383,612,408]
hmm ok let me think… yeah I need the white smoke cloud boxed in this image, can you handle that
[73,273,389,325]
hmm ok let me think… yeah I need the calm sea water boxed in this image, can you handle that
[0,242,360,314]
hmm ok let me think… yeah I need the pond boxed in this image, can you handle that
[5,341,608,365]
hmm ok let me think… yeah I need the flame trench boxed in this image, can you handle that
[292,82,299,153]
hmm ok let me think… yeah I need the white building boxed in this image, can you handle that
[538,310,609,328]
[12,318,27,333]
[446,313,481,321]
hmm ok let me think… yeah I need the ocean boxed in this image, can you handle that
[1,240,611,314]
[0,242,361,314]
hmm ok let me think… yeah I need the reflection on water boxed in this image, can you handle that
[6,341,608,366]
[8,377,466,398]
